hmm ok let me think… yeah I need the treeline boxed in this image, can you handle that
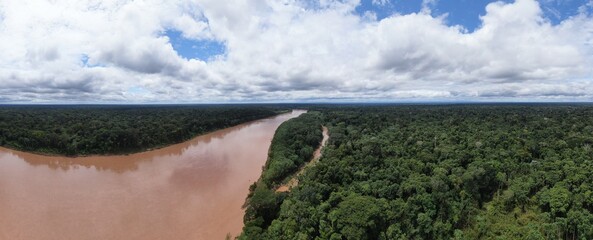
[262,112,324,186]
[0,105,283,156]
[241,105,593,239]
[241,112,323,239]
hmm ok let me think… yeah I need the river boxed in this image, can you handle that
[0,110,305,240]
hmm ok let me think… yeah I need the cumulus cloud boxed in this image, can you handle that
[0,0,592,102]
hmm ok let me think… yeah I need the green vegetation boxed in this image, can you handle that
[262,112,324,186]
[242,112,323,239]
[241,105,593,239]
[0,105,283,156]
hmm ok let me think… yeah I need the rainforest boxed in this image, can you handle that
[0,105,285,156]
[241,104,593,240]
[2,104,593,240]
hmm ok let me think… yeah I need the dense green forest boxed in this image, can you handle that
[242,105,593,239]
[242,112,324,239]
[0,105,284,156]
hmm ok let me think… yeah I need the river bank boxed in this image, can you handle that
[0,110,304,240]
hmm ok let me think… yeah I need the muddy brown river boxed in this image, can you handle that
[0,110,305,240]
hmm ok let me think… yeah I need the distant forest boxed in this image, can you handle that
[242,105,593,239]
[4,104,593,239]
[0,105,286,156]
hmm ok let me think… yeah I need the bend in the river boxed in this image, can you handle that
[0,110,305,240]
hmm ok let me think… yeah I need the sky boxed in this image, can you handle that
[0,0,592,103]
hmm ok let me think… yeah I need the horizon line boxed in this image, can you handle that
[3,101,593,106]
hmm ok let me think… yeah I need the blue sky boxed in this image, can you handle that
[165,30,226,61]
[169,0,592,62]
[355,0,590,28]
[1,0,593,103]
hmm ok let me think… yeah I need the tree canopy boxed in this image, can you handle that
[242,112,324,239]
[242,105,593,239]
[0,105,284,156]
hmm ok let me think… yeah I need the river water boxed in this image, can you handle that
[0,110,304,240]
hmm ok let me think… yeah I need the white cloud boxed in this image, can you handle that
[421,0,438,14]
[372,0,390,6]
[0,0,592,103]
